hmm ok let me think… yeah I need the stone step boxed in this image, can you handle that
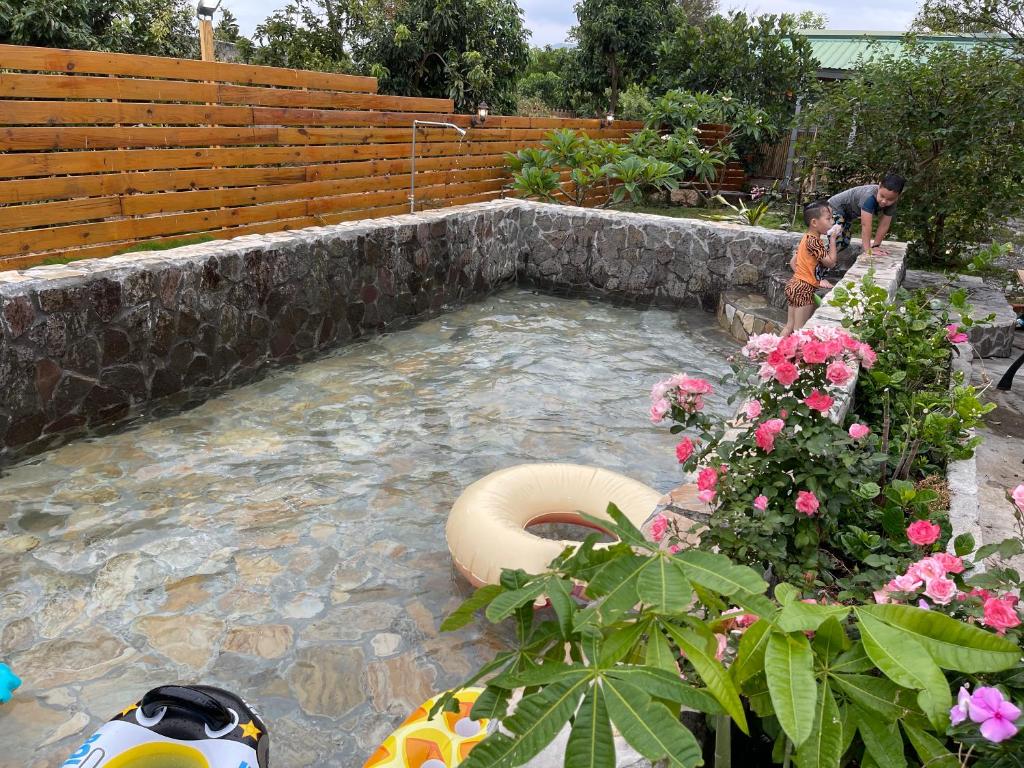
[717,290,789,342]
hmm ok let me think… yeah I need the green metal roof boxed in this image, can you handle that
[803,30,1010,72]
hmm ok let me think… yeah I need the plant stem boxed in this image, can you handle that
[713,714,731,768]
[782,738,793,768]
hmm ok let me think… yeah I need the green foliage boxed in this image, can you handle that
[645,89,776,149]
[434,506,1020,767]
[829,274,995,478]
[356,0,529,113]
[570,0,682,113]
[0,0,198,57]
[656,12,818,150]
[247,0,369,72]
[801,41,1024,267]
[914,0,1024,55]
[616,83,653,121]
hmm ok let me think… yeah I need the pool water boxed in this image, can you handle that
[0,289,736,766]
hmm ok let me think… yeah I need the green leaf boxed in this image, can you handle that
[579,554,647,623]
[854,706,906,768]
[856,611,951,729]
[636,556,693,614]
[492,663,589,689]
[859,603,1020,672]
[794,681,843,768]
[546,577,575,640]
[744,672,775,717]
[608,666,724,714]
[765,632,818,747]
[831,674,919,721]
[441,584,504,631]
[598,620,646,667]
[856,482,882,499]
[470,685,512,721]
[461,676,589,768]
[777,601,850,633]
[581,503,649,548]
[644,624,680,674]
[486,581,546,622]
[812,617,851,664]
[565,683,615,768]
[774,583,800,605]
[603,678,704,768]
[732,618,772,684]
[829,641,872,674]
[901,723,959,768]
[662,624,748,733]
[674,550,768,596]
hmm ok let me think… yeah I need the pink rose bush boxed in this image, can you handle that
[907,519,942,547]
[848,423,870,439]
[795,491,819,517]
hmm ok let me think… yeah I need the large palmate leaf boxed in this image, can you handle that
[765,632,818,747]
[607,666,724,714]
[663,624,747,733]
[597,621,646,667]
[854,706,906,768]
[461,676,590,768]
[811,617,851,664]
[580,503,650,549]
[441,584,504,631]
[856,612,951,729]
[732,619,772,685]
[486,581,547,622]
[858,603,1020,672]
[777,601,850,633]
[794,681,843,768]
[644,623,680,674]
[674,550,768,596]
[831,674,920,721]
[603,678,704,768]
[828,641,873,674]
[470,685,513,722]
[577,554,647,624]
[545,577,575,639]
[901,723,959,768]
[636,556,693,614]
[491,662,589,689]
[565,684,615,768]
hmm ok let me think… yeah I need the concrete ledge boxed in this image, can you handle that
[947,340,984,565]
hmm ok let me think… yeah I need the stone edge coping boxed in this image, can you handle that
[947,340,983,567]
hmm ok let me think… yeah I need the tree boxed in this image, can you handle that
[800,42,1024,265]
[914,0,1022,44]
[794,10,829,29]
[355,0,530,113]
[571,0,681,113]
[103,0,199,58]
[249,1,361,72]
[657,12,819,135]
[215,8,243,42]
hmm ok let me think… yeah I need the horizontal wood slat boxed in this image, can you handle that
[0,43,379,93]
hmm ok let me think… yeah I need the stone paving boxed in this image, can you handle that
[0,290,737,766]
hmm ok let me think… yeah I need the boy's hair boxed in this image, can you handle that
[803,199,831,227]
[881,174,906,193]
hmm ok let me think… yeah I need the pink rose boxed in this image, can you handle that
[889,573,924,593]
[678,376,713,395]
[697,467,719,492]
[697,489,717,504]
[1011,484,1024,514]
[744,400,762,419]
[795,490,819,516]
[675,438,695,464]
[650,398,669,423]
[826,360,852,385]
[755,423,776,453]
[767,349,787,367]
[982,597,1022,634]
[650,514,669,543]
[848,423,871,439]
[969,687,1022,743]
[773,361,799,387]
[946,324,970,344]
[742,333,780,358]
[754,495,768,511]
[910,557,946,583]
[668,544,681,554]
[873,589,891,604]
[777,335,799,358]
[924,576,957,605]
[804,389,834,413]
[931,552,965,575]
[801,341,829,364]
[857,343,877,369]
[971,588,992,601]
[907,520,941,547]
[758,363,775,381]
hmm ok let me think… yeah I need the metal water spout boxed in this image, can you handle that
[410,120,468,214]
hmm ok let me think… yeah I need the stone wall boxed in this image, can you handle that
[0,205,521,463]
[0,199,885,464]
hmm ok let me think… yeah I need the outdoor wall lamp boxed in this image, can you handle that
[600,111,615,128]
[471,102,489,127]
[196,0,222,19]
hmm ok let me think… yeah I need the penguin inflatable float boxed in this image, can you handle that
[61,685,269,768]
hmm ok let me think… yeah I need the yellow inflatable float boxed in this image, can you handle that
[363,688,489,768]
[446,463,663,586]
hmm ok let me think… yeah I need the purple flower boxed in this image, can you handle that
[969,687,1022,743]
[950,686,971,726]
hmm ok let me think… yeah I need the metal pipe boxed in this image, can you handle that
[410,120,467,213]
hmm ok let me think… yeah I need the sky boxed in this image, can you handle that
[224,0,923,47]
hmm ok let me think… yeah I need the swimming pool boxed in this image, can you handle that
[0,289,736,766]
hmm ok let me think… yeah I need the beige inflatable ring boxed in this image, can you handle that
[446,463,663,587]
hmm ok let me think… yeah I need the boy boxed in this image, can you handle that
[782,200,839,337]
[827,174,905,257]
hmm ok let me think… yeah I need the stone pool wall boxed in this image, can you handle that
[0,199,875,463]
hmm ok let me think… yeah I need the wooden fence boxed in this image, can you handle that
[0,45,745,272]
